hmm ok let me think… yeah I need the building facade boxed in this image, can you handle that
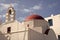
[0,5,58,40]
[45,14,60,40]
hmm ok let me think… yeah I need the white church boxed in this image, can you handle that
[0,5,59,40]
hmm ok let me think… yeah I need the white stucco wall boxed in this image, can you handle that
[45,14,60,39]
[0,14,59,40]
[0,20,28,40]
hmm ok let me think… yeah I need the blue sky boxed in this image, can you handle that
[0,0,60,22]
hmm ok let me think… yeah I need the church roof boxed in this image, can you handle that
[25,14,44,21]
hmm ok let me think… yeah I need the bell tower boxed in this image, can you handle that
[5,5,15,22]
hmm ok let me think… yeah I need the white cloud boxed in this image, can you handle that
[0,15,2,18]
[0,15,6,18]
[32,5,42,10]
[0,3,17,7]
[0,3,11,8]
[20,4,43,13]
[3,15,6,17]
[17,17,25,22]
[23,9,32,12]
[0,3,18,11]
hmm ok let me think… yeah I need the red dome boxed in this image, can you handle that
[25,14,44,21]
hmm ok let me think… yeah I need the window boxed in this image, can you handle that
[27,24,29,27]
[48,19,53,26]
[58,35,60,40]
[7,27,11,33]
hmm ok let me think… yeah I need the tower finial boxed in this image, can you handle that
[9,3,13,7]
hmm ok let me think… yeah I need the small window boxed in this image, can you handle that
[48,19,53,26]
[58,35,60,40]
[7,27,11,33]
[27,24,29,27]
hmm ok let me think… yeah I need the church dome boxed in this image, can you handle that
[25,14,44,21]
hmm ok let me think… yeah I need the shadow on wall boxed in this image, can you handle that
[0,31,8,40]
[28,28,44,40]
[28,28,57,40]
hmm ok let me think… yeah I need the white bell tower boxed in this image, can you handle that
[5,5,15,22]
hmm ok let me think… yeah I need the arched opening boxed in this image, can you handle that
[9,10,12,14]
[7,27,11,33]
